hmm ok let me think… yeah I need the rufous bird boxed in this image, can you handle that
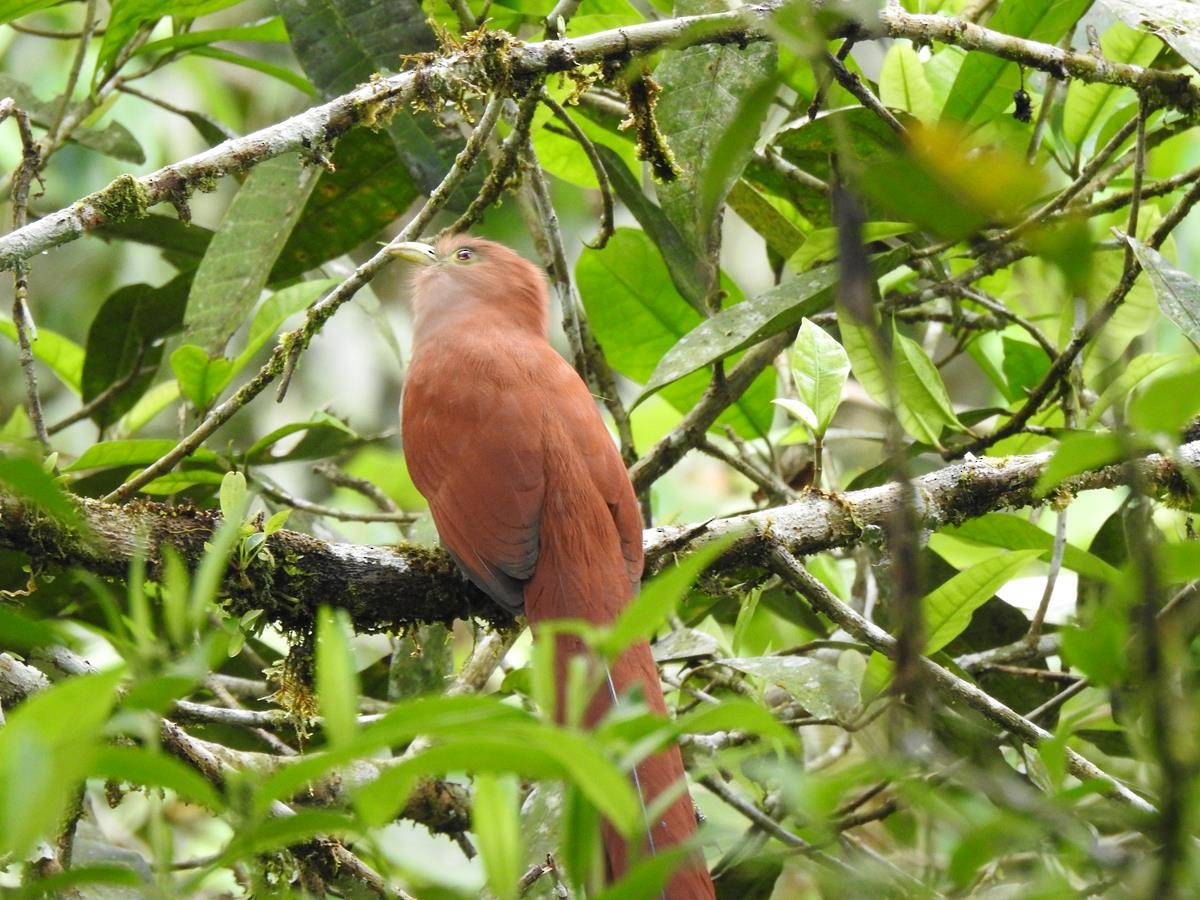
[389,234,715,899]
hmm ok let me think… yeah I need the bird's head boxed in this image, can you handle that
[385,233,549,341]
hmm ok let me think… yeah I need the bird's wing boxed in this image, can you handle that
[546,354,645,591]
[402,349,545,614]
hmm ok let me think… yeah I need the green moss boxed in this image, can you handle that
[83,174,150,223]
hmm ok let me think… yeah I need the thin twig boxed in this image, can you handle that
[447,90,543,235]
[312,462,403,514]
[46,348,151,436]
[770,546,1156,815]
[542,94,615,248]
[103,95,505,502]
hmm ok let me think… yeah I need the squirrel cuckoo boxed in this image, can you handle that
[389,234,715,899]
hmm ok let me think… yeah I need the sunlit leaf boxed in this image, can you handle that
[923,550,1043,653]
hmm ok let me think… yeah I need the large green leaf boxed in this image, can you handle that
[82,275,190,427]
[941,0,1092,127]
[939,513,1121,583]
[94,215,215,272]
[879,40,936,123]
[594,145,710,309]
[642,246,910,400]
[271,130,418,282]
[576,228,774,438]
[278,0,463,195]
[0,0,61,24]
[183,153,319,355]
[317,607,359,748]
[136,16,289,56]
[654,24,776,270]
[65,439,220,473]
[473,774,522,900]
[923,550,1043,653]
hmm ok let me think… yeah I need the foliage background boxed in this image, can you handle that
[2,0,1200,896]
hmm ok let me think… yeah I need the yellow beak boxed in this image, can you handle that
[384,241,438,266]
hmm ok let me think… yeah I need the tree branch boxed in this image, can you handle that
[4,441,1198,630]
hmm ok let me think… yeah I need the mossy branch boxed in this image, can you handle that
[4,440,1198,632]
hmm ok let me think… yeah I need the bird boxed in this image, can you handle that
[388,233,716,899]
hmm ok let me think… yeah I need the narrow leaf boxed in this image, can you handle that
[923,550,1043,653]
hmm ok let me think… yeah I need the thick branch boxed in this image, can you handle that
[3,2,1197,269]
[3,441,1197,628]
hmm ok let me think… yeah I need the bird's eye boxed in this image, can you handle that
[455,248,474,262]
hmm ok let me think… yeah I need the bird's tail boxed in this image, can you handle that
[550,631,716,899]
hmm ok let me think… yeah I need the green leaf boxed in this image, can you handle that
[66,439,218,473]
[0,74,144,163]
[258,695,531,811]
[0,606,64,649]
[1063,22,1161,148]
[271,130,417,282]
[0,0,61,25]
[1102,0,1200,72]
[923,550,1043,653]
[726,179,808,260]
[1127,237,1200,350]
[1034,432,1126,496]
[788,222,913,273]
[95,214,214,272]
[219,470,248,522]
[576,228,773,438]
[172,280,333,411]
[277,0,463,195]
[879,40,936,123]
[189,46,317,95]
[790,318,850,436]
[96,0,248,83]
[317,607,359,747]
[599,533,740,658]
[940,514,1121,583]
[720,656,860,723]
[594,145,710,309]
[892,322,963,442]
[93,745,223,810]
[0,455,79,528]
[769,107,903,223]
[643,247,909,400]
[1129,367,1200,434]
[136,16,289,56]
[531,82,640,191]
[653,25,776,267]
[226,810,356,857]
[941,0,1092,127]
[0,320,84,395]
[118,380,182,436]
[170,344,236,410]
[0,667,123,859]
[1085,353,1187,426]
[473,774,522,900]
[244,412,361,464]
[183,153,319,355]
[82,276,190,427]
[356,728,641,837]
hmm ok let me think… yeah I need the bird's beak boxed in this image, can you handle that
[384,241,438,266]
